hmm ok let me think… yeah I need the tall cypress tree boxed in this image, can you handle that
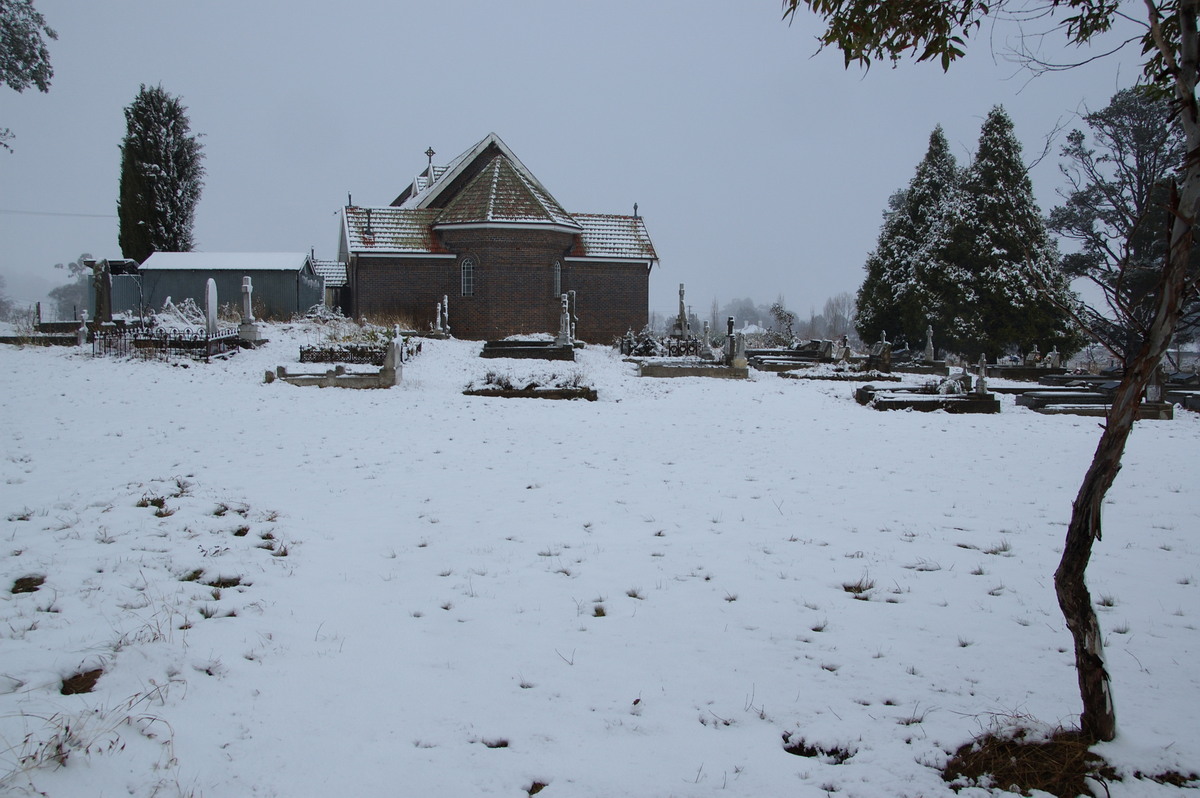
[948,106,1081,359]
[856,125,960,349]
[117,84,204,264]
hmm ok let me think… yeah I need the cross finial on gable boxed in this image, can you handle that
[425,147,436,173]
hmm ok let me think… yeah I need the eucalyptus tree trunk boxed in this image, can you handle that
[1055,0,1200,743]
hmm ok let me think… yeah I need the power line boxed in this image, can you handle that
[0,208,116,219]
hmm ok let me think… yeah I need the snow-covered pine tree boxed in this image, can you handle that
[117,84,204,264]
[855,125,960,350]
[948,106,1081,359]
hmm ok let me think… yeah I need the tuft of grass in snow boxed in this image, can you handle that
[984,539,1012,556]
[942,723,1122,798]
[11,574,45,594]
[782,732,855,764]
[842,575,875,596]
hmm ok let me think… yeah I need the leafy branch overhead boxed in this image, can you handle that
[0,0,57,151]
[0,0,56,93]
[782,1,1121,71]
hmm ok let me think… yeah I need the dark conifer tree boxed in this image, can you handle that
[117,84,204,264]
[945,106,1081,359]
[856,125,960,350]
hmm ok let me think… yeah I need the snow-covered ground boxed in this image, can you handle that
[1,326,1196,797]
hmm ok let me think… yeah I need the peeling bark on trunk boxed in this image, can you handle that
[1053,0,1200,744]
[1055,190,1190,741]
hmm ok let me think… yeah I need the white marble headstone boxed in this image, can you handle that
[205,279,218,336]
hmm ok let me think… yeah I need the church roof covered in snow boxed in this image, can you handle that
[345,133,657,264]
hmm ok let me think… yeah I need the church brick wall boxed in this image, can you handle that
[352,228,649,342]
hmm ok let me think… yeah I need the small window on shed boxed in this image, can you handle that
[553,261,562,298]
[461,257,475,296]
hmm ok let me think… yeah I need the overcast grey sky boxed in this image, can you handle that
[1,0,1147,317]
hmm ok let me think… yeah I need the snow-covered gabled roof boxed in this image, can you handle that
[570,214,658,262]
[435,155,581,231]
[394,133,560,213]
[139,252,314,272]
[343,206,445,254]
[313,259,348,288]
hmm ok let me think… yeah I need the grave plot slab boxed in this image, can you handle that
[1024,402,1174,420]
[480,341,575,361]
[1015,391,1114,409]
[637,362,748,379]
[854,385,1000,414]
[780,369,901,383]
[462,386,598,401]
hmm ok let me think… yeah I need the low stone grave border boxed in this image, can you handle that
[637,362,748,379]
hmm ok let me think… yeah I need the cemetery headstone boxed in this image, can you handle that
[92,260,113,323]
[205,279,218,337]
[239,276,266,346]
[241,276,255,322]
[924,324,935,363]
[672,283,689,339]
[569,290,578,341]
[556,293,572,346]
[380,339,403,386]
[732,332,748,369]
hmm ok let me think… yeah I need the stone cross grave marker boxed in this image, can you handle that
[241,276,255,322]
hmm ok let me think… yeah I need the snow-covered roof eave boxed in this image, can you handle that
[432,221,583,235]
[564,255,658,266]
[139,252,314,272]
[353,251,456,259]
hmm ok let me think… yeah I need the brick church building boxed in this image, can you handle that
[336,133,658,342]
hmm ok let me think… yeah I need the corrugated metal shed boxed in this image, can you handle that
[138,252,324,320]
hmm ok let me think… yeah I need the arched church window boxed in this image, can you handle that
[461,257,475,296]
